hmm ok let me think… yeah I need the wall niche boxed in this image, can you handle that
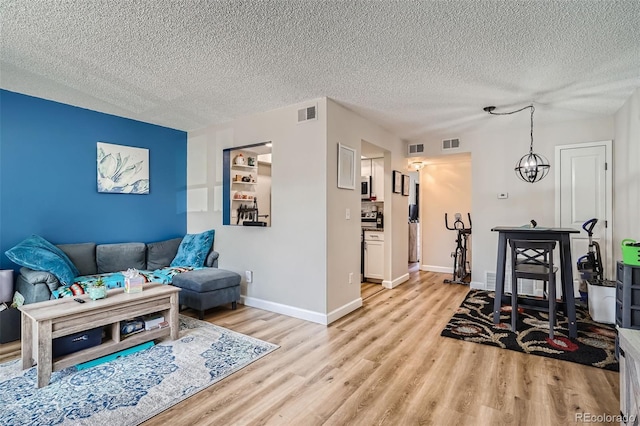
[223,142,272,227]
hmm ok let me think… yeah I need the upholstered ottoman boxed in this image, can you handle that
[172,268,241,320]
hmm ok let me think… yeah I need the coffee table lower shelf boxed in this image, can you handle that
[19,283,180,387]
[53,327,171,371]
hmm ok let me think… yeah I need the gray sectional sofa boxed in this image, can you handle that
[15,238,241,319]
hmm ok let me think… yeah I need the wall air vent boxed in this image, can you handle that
[408,143,424,155]
[297,105,317,123]
[485,271,497,291]
[442,138,460,151]
[486,270,513,292]
[486,271,535,295]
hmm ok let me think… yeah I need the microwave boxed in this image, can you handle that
[361,176,371,200]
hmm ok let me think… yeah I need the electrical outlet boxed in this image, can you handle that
[245,270,253,283]
[349,272,353,284]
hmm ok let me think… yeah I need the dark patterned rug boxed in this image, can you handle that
[441,289,618,371]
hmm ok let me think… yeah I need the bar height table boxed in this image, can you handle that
[491,226,580,339]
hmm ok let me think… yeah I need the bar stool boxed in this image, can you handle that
[509,239,558,338]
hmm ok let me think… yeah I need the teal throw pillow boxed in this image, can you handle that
[5,234,79,285]
[170,230,214,268]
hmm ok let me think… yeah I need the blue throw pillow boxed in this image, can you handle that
[5,235,79,285]
[170,230,214,268]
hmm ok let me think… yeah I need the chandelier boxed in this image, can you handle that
[483,104,550,183]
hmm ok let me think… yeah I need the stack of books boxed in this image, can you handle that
[143,313,168,331]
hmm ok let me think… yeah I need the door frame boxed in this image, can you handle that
[554,140,613,280]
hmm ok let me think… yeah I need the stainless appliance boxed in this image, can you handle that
[361,176,371,200]
[362,211,383,229]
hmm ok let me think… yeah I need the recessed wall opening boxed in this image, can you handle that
[222,142,272,227]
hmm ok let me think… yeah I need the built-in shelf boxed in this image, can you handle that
[224,143,271,227]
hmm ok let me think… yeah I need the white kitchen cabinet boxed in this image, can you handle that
[364,231,384,281]
[371,158,384,202]
[361,159,371,179]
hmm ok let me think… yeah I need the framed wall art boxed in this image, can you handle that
[392,170,402,194]
[97,142,149,194]
[337,143,356,190]
[402,174,410,196]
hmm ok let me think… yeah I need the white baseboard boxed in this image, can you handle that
[421,265,453,274]
[383,273,410,289]
[470,281,485,290]
[326,298,363,324]
[240,295,362,325]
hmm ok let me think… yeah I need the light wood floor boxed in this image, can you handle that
[360,282,384,300]
[1,270,620,425]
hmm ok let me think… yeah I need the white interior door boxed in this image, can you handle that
[555,141,613,291]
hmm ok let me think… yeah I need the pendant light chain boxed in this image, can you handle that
[529,105,535,154]
[483,103,549,183]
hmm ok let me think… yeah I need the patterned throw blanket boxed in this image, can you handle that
[52,266,202,298]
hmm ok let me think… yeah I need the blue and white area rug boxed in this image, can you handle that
[0,316,278,426]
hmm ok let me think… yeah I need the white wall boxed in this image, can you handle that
[187,96,410,324]
[420,155,472,273]
[614,88,640,256]
[414,114,615,287]
[187,98,329,321]
[184,88,637,320]
[326,99,409,313]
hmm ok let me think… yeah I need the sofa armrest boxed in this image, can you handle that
[205,251,219,268]
[19,267,61,292]
[16,268,59,303]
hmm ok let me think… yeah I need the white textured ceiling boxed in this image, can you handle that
[1,1,639,142]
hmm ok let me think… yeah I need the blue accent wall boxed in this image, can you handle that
[0,90,187,270]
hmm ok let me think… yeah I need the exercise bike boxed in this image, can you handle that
[444,213,472,284]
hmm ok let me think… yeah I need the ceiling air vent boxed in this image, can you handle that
[442,138,460,151]
[408,143,424,155]
[297,105,317,123]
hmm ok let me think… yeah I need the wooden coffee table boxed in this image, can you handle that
[19,283,180,387]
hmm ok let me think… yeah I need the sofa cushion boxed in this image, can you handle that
[146,237,183,270]
[172,268,241,292]
[57,243,97,276]
[5,235,78,285]
[170,230,214,268]
[97,243,146,273]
